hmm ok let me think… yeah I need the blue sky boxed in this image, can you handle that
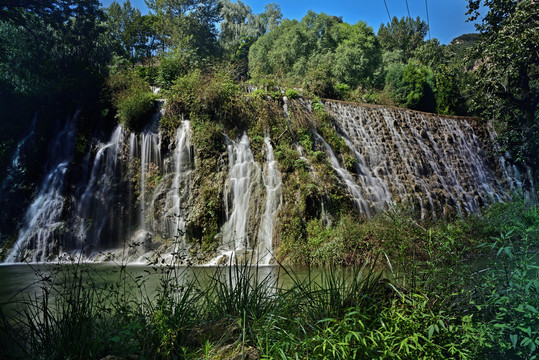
[99,0,479,44]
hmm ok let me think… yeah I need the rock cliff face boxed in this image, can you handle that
[0,98,522,264]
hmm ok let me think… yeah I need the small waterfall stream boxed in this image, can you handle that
[76,126,125,255]
[315,131,372,217]
[0,115,37,206]
[214,133,260,264]
[138,123,162,230]
[257,134,282,264]
[5,113,78,263]
[163,121,192,257]
[9,115,36,173]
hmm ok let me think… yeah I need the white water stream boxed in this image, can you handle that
[6,113,78,263]
[257,134,282,264]
[76,126,125,254]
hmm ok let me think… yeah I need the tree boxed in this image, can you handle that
[411,39,444,68]
[332,22,382,88]
[219,0,254,53]
[248,11,381,92]
[466,0,538,201]
[385,61,435,112]
[144,0,221,56]
[378,16,428,61]
[0,0,109,100]
[219,0,282,57]
[105,1,155,62]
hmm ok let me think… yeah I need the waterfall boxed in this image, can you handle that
[2,98,521,264]
[75,126,125,255]
[164,121,192,253]
[315,131,373,217]
[10,115,36,173]
[138,121,162,230]
[0,114,36,207]
[324,101,514,218]
[218,133,260,263]
[257,134,282,264]
[5,113,78,263]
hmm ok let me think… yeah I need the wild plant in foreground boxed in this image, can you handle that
[470,231,539,359]
[0,261,140,359]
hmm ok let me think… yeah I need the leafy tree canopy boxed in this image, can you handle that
[248,11,381,91]
[0,0,110,100]
[466,0,539,198]
[105,0,157,62]
[378,16,428,61]
[219,0,282,57]
[144,0,222,57]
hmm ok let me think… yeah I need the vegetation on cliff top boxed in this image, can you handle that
[1,0,537,187]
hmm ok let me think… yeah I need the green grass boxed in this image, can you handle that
[1,199,537,359]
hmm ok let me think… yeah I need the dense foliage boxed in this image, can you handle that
[466,0,539,200]
[248,12,382,93]
[0,1,538,358]
[0,200,537,359]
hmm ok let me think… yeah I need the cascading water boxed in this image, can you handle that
[75,126,125,255]
[128,132,138,239]
[9,115,36,174]
[163,121,192,255]
[0,115,36,210]
[257,134,282,264]
[487,122,522,193]
[5,113,78,263]
[315,131,373,217]
[216,133,260,264]
[137,120,162,231]
[2,98,522,265]
[324,101,514,218]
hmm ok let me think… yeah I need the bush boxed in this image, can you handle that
[156,47,200,88]
[335,82,350,99]
[135,65,158,86]
[285,88,299,99]
[106,67,156,131]
[470,232,539,359]
[116,89,156,132]
[385,61,436,112]
[165,67,241,127]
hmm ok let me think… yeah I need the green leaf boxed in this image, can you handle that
[427,325,434,339]
[110,335,121,342]
[510,334,518,349]
[518,327,532,337]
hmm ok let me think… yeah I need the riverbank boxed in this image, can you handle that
[0,199,537,359]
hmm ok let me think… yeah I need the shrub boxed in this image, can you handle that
[335,82,350,99]
[471,232,539,359]
[385,61,436,112]
[106,67,156,131]
[285,88,299,99]
[116,89,156,132]
[165,67,242,127]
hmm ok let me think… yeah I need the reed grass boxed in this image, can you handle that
[1,213,537,360]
